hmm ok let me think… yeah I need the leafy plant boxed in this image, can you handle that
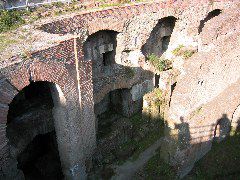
[183,49,195,59]
[0,34,17,51]
[172,45,196,59]
[147,54,172,72]
[0,10,27,33]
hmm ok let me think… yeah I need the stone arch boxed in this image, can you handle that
[213,114,231,142]
[198,9,222,34]
[0,60,76,179]
[6,81,65,179]
[83,30,119,96]
[83,30,118,64]
[141,16,177,57]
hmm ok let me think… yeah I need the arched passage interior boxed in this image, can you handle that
[7,81,64,179]
[142,16,177,87]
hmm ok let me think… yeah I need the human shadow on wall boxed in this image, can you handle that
[175,116,191,150]
[213,114,231,142]
[163,114,240,178]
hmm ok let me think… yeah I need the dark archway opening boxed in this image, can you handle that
[83,30,118,73]
[198,9,222,34]
[17,132,63,180]
[142,16,177,57]
[7,81,64,180]
[94,88,136,139]
[155,74,160,88]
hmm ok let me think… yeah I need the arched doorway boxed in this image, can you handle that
[142,16,177,57]
[7,81,64,179]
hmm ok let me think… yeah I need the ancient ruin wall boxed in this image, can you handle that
[0,0,238,179]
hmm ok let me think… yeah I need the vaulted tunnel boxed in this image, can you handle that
[142,16,176,88]
[94,88,143,139]
[7,81,64,180]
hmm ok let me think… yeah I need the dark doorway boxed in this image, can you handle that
[17,132,64,180]
[155,74,160,88]
[103,51,115,66]
[7,81,64,180]
[142,16,177,57]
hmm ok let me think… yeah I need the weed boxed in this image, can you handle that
[0,10,27,33]
[144,148,176,178]
[172,44,184,56]
[0,35,17,51]
[182,49,196,59]
[147,54,172,72]
[172,45,196,59]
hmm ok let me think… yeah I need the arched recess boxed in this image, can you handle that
[0,59,89,179]
[6,81,65,179]
[83,30,119,75]
[141,16,177,88]
[198,9,222,34]
[142,16,177,57]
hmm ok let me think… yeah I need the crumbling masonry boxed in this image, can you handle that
[0,0,239,179]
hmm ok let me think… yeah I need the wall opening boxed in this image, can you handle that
[7,81,64,179]
[83,30,118,74]
[198,9,222,34]
[154,74,160,88]
[162,36,171,52]
[103,51,115,66]
[142,16,177,57]
[169,82,177,106]
[94,88,142,139]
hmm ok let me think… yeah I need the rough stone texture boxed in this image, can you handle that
[0,53,96,179]
[162,3,240,178]
[0,0,239,179]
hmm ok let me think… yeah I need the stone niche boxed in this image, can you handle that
[6,81,63,180]
[142,16,177,57]
[94,88,142,119]
[83,30,118,76]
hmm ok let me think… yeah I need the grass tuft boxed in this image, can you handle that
[147,54,172,72]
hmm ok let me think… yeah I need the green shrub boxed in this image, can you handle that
[147,54,172,72]
[0,10,27,33]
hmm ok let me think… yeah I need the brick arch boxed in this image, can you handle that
[0,59,76,178]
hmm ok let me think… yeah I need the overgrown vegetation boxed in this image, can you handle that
[0,10,28,33]
[187,133,240,179]
[0,34,18,51]
[172,44,184,56]
[147,54,172,72]
[117,113,164,162]
[172,44,196,59]
[140,148,175,179]
[98,0,145,8]
[0,1,85,33]
[0,0,147,34]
